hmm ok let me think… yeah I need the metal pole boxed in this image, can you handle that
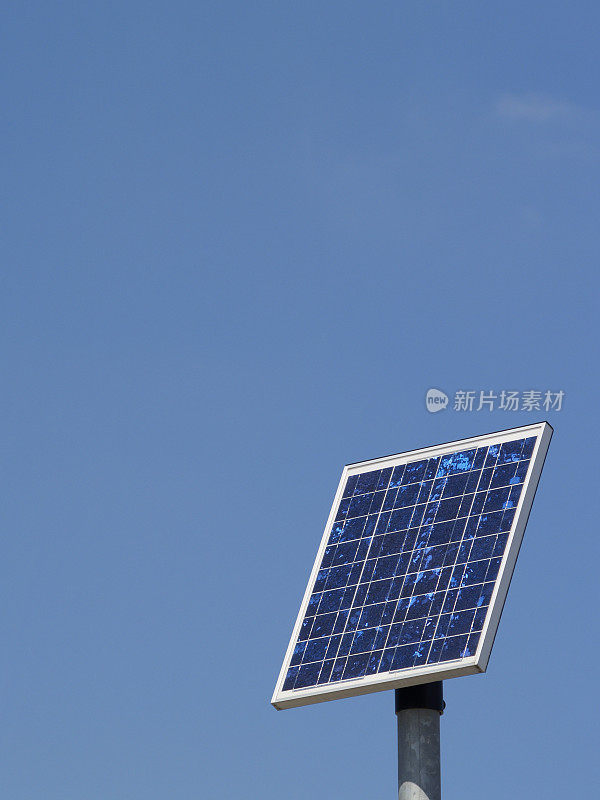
[395,682,444,800]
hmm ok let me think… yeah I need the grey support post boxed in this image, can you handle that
[395,682,444,800]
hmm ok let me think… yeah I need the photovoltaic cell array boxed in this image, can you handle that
[282,436,536,693]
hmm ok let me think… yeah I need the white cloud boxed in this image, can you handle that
[495,93,577,122]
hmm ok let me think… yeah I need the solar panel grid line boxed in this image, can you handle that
[272,423,552,710]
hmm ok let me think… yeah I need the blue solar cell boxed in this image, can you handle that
[430,478,446,500]
[403,618,426,643]
[435,612,452,638]
[497,439,525,464]
[347,493,374,518]
[370,490,386,514]
[443,473,469,498]
[449,564,465,589]
[366,651,383,674]
[333,609,349,632]
[470,536,496,561]
[465,470,481,493]
[417,480,433,503]
[402,459,428,484]
[458,493,474,516]
[290,641,306,665]
[375,624,391,647]
[522,437,536,458]
[454,584,482,611]
[330,541,356,567]
[493,533,509,556]
[463,632,480,657]
[377,467,393,490]
[365,578,393,604]
[323,565,349,590]
[394,597,410,621]
[423,502,439,525]
[426,638,444,664]
[343,653,370,679]
[437,448,477,476]
[477,511,503,536]
[419,547,441,570]
[335,497,351,521]
[318,659,335,684]
[331,659,346,681]
[375,511,391,533]
[355,470,381,495]
[442,589,459,613]
[457,538,474,563]
[421,617,437,642]
[303,638,328,663]
[326,635,341,659]
[484,445,500,468]
[295,663,321,688]
[306,592,321,614]
[382,489,397,511]
[392,644,416,670]
[436,496,462,522]
[478,466,495,492]
[354,539,370,563]
[424,457,441,479]
[473,447,487,470]
[342,475,358,498]
[351,628,376,654]
[395,483,420,507]
[283,666,299,689]
[412,504,428,528]
[337,633,354,657]
[337,516,364,542]
[310,613,337,638]
[441,634,469,661]
[281,432,541,693]
[413,642,431,666]
[434,571,451,595]
[462,559,489,586]
[484,487,511,513]
[443,542,460,566]
[489,462,517,489]
[298,617,314,641]
[499,509,516,532]
[472,606,487,631]
[485,557,502,582]
[389,465,405,488]
[479,582,495,606]
[348,562,362,585]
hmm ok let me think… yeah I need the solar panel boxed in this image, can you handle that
[272,423,552,710]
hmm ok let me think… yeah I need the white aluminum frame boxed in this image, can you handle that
[272,422,552,710]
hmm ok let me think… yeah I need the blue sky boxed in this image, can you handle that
[1,2,599,798]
